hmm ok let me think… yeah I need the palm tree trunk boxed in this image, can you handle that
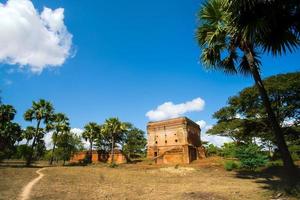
[26,120,40,166]
[49,132,57,165]
[111,136,114,164]
[89,140,93,163]
[245,49,297,181]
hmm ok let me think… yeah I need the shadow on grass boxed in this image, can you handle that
[0,164,43,168]
[127,159,143,164]
[235,166,300,197]
[0,160,48,168]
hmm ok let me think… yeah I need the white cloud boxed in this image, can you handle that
[0,0,73,73]
[44,131,53,149]
[146,97,205,121]
[70,128,84,135]
[197,120,232,147]
[71,128,89,149]
[196,120,207,129]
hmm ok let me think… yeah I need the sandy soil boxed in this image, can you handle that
[0,158,298,200]
[18,168,46,200]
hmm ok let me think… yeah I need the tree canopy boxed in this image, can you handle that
[208,72,300,149]
[0,104,22,161]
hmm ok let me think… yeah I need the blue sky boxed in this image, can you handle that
[1,0,300,144]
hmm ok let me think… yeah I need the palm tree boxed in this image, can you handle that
[22,126,35,145]
[82,122,101,162]
[101,118,128,164]
[0,104,16,122]
[48,113,70,165]
[24,99,54,166]
[196,0,297,178]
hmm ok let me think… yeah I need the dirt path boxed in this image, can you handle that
[18,168,46,200]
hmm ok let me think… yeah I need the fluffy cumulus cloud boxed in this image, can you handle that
[0,0,72,72]
[196,120,232,147]
[146,97,205,121]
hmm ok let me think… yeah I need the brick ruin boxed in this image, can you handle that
[70,149,127,164]
[147,117,206,164]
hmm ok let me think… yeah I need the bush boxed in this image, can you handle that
[205,144,221,156]
[224,160,239,171]
[236,143,268,170]
[289,143,300,161]
[266,160,283,168]
[221,142,238,158]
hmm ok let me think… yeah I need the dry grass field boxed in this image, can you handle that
[0,158,298,200]
[0,167,39,200]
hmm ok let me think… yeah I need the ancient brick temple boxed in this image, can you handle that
[147,117,206,164]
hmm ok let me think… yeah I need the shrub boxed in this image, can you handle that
[205,144,221,156]
[236,143,268,170]
[289,143,300,161]
[224,160,239,171]
[220,142,237,158]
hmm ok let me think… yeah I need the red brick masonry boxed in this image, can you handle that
[70,149,127,164]
[147,117,206,164]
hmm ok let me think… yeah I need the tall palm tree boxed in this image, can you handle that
[0,104,16,122]
[24,99,54,166]
[22,126,35,145]
[82,122,101,162]
[48,113,70,165]
[196,0,297,178]
[101,118,128,164]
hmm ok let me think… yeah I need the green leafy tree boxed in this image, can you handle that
[15,145,32,160]
[204,143,221,157]
[0,104,22,161]
[220,142,237,158]
[196,0,297,177]
[82,122,101,161]
[101,118,128,164]
[122,127,147,160]
[47,113,70,165]
[56,131,83,165]
[236,143,268,170]
[24,99,54,166]
[22,126,35,145]
[208,72,300,157]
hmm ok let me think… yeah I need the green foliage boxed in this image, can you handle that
[122,128,147,159]
[15,145,33,160]
[101,118,129,163]
[23,99,54,165]
[55,131,84,164]
[236,143,268,170]
[289,142,300,161]
[197,0,298,177]
[47,113,70,165]
[82,122,101,151]
[205,144,221,156]
[207,72,300,150]
[220,142,237,158]
[224,160,239,171]
[0,104,22,161]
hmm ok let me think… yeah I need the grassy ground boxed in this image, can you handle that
[0,157,299,200]
[0,166,39,200]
